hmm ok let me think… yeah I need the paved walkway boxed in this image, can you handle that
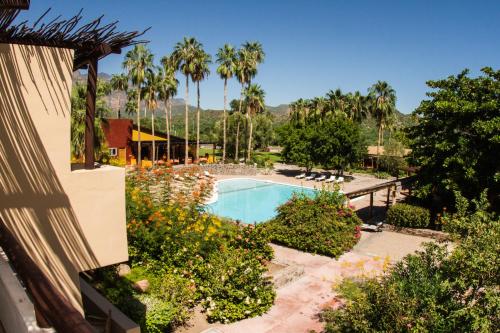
[205,231,433,333]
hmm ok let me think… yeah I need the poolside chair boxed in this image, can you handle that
[315,174,326,182]
[204,170,214,178]
[174,174,185,181]
[325,175,336,183]
[305,172,317,180]
[295,172,306,179]
[335,176,344,183]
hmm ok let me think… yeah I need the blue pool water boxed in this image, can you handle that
[206,178,317,224]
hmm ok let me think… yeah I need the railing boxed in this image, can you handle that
[0,218,95,333]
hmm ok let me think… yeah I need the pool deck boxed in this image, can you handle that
[188,231,434,333]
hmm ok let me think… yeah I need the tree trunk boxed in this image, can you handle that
[151,109,155,166]
[222,78,227,163]
[247,112,253,161]
[196,81,200,163]
[377,125,381,156]
[235,120,240,163]
[166,99,170,162]
[136,88,142,166]
[184,75,189,165]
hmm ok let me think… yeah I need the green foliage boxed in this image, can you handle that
[121,168,275,328]
[265,191,362,258]
[319,194,500,333]
[70,81,110,160]
[386,203,431,228]
[281,116,365,172]
[407,67,500,211]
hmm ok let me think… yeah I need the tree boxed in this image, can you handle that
[368,81,397,155]
[216,44,237,163]
[159,55,178,162]
[191,47,211,162]
[407,67,500,211]
[71,83,108,161]
[172,37,201,165]
[143,68,160,163]
[244,84,266,160]
[347,91,369,123]
[281,115,364,173]
[123,44,153,166]
[110,74,128,118]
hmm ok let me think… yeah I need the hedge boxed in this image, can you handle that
[386,203,430,228]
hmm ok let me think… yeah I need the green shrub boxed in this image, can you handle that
[387,203,430,228]
[265,190,362,258]
[319,193,500,333]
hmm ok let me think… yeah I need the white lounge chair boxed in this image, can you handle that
[315,174,326,182]
[295,172,306,179]
[335,176,344,183]
[325,175,336,183]
[204,170,214,178]
[305,173,317,180]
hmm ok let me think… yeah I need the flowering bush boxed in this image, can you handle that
[103,166,275,330]
[264,190,362,258]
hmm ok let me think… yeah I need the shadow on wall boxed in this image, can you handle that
[0,44,99,309]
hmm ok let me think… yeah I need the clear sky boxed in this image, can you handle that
[20,0,500,113]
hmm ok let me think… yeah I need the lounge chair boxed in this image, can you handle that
[315,174,326,182]
[325,175,336,183]
[174,174,185,181]
[305,173,317,180]
[204,170,214,178]
[335,176,344,183]
[295,172,306,179]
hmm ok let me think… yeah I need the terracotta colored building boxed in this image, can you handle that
[102,118,197,165]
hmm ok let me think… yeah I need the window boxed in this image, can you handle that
[109,148,118,156]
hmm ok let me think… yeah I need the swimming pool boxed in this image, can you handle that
[206,178,318,224]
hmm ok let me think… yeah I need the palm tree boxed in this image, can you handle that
[216,44,237,163]
[237,42,265,161]
[172,37,201,165]
[143,68,160,164]
[191,48,211,162]
[368,81,397,155]
[110,74,128,118]
[159,55,178,163]
[244,84,265,160]
[347,91,369,123]
[123,44,153,166]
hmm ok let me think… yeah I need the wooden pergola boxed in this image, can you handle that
[0,0,148,169]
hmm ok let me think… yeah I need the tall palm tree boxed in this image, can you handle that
[172,37,201,165]
[191,48,211,162]
[238,42,265,161]
[159,55,179,163]
[143,68,160,164]
[216,44,237,163]
[123,44,153,166]
[244,84,265,160]
[110,74,128,119]
[368,81,396,155]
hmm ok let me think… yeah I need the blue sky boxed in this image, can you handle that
[21,0,500,113]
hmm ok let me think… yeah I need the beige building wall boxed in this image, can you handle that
[0,43,128,312]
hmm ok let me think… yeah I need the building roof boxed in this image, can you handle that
[132,130,167,142]
[367,145,412,157]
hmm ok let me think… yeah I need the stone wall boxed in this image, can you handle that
[174,163,260,176]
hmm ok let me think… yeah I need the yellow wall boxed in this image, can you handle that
[0,43,128,312]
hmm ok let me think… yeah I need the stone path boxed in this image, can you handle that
[198,231,433,333]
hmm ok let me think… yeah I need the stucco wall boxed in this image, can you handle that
[0,43,128,312]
